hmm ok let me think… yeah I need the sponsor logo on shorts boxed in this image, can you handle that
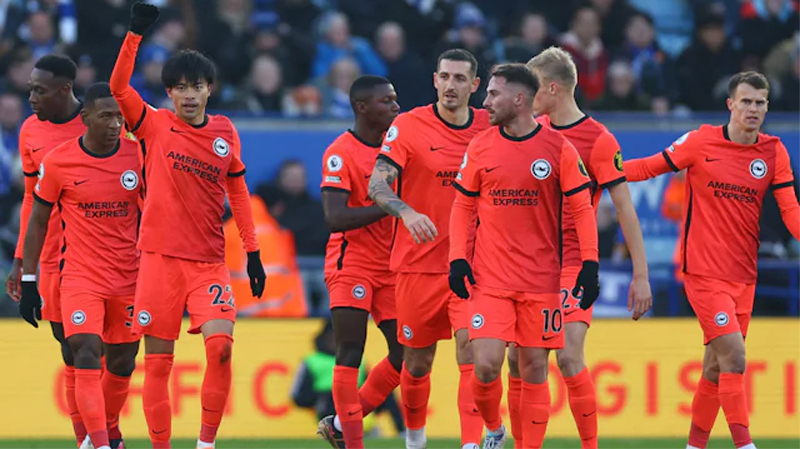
[352,285,366,299]
[213,137,230,157]
[471,314,485,330]
[71,310,86,326]
[402,325,413,340]
[749,159,767,179]
[137,310,152,326]
[715,312,729,327]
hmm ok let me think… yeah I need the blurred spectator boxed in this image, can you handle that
[130,45,170,109]
[592,60,651,111]
[614,11,670,101]
[0,48,33,111]
[248,17,298,88]
[196,0,253,87]
[0,93,21,155]
[628,0,695,58]
[375,21,429,109]
[774,44,800,110]
[315,57,360,118]
[66,47,96,99]
[76,0,135,80]
[590,0,639,50]
[435,3,496,107]
[675,9,740,111]
[283,85,322,117]
[738,0,800,67]
[311,12,386,79]
[560,6,609,103]
[499,12,556,65]
[273,0,322,82]
[20,11,57,61]
[231,54,287,114]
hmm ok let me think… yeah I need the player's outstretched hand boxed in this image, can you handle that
[574,261,600,310]
[19,279,41,328]
[5,258,21,302]
[247,251,266,298]
[628,276,652,320]
[400,209,438,244]
[448,259,475,299]
[129,2,160,35]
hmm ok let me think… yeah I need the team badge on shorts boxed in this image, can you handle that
[531,159,552,180]
[120,170,139,190]
[714,312,729,326]
[402,325,413,340]
[71,310,86,325]
[749,159,767,179]
[471,314,485,329]
[213,137,230,157]
[137,310,152,326]
[352,285,366,299]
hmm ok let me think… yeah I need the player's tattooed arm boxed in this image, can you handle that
[368,159,411,218]
[369,158,438,244]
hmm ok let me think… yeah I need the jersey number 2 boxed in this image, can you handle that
[209,284,235,309]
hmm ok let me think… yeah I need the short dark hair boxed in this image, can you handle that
[437,48,478,78]
[728,71,770,97]
[161,50,217,88]
[491,63,539,96]
[34,54,77,81]
[83,82,113,108]
[349,75,391,108]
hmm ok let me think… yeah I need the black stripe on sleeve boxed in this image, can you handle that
[128,105,147,133]
[321,186,350,194]
[662,151,680,172]
[23,171,38,177]
[771,181,795,191]
[227,169,246,177]
[33,192,53,207]
[598,176,627,190]
[453,181,479,197]
[564,181,592,197]
[377,154,403,174]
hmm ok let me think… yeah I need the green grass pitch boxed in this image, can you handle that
[1,439,798,449]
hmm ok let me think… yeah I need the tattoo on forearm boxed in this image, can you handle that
[369,159,411,218]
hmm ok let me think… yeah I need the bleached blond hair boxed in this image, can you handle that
[526,46,578,90]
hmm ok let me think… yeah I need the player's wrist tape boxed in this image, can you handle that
[21,274,36,282]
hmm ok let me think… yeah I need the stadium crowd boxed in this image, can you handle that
[0,0,797,316]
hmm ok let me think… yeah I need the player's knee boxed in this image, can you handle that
[719,351,746,374]
[507,347,519,377]
[702,363,721,383]
[473,355,503,383]
[519,353,549,384]
[335,341,365,368]
[404,347,435,377]
[387,341,404,372]
[556,348,585,378]
[205,334,233,366]
[69,337,102,369]
[106,355,136,377]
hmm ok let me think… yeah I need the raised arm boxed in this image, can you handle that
[110,2,160,132]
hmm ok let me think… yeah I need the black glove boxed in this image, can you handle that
[448,259,475,299]
[129,2,160,35]
[247,251,266,298]
[19,280,41,328]
[573,261,600,310]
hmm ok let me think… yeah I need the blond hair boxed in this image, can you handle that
[526,46,578,90]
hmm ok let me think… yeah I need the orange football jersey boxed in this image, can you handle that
[34,137,141,295]
[451,125,595,293]
[625,124,795,283]
[538,115,627,268]
[321,130,393,275]
[15,110,86,272]
[378,104,491,274]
